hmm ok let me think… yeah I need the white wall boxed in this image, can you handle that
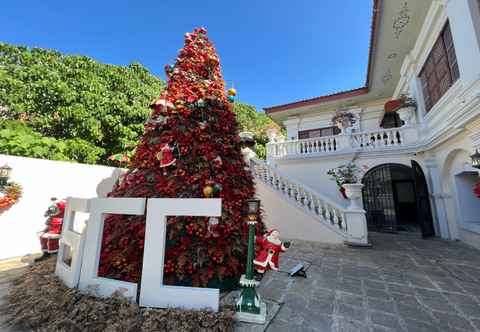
[281,103,386,141]
[0,155,124,260]
[435,132,480,249]
[273,153,418,206]
[446,0,480,86]
[255,179,344,244]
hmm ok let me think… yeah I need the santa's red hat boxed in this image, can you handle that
[56,200,66,211]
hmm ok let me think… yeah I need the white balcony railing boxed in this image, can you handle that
[267,125,419,159]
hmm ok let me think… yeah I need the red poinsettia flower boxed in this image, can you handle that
[474,181,480,198]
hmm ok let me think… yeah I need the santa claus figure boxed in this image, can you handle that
[253,229,290,280]
[239,132,257,167]
[36,198,65,261]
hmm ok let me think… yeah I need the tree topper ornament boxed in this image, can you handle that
[253,229,290,280]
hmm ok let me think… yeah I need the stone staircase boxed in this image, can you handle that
[250,158,369,245]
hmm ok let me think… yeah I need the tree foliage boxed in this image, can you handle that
[232,102,281,159]
[0,120,105,163]
[0,43,165,164]
[0,43,278,163]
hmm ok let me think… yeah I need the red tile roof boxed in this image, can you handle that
[264,0,381,115]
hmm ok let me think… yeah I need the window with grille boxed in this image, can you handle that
[419,21,459,112]
[298,126,340,139]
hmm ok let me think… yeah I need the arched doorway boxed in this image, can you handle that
[362,162,435,237]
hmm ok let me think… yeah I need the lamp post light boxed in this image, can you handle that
[471,149,480,169]
[0,164,12,187]
[235,199,267,324]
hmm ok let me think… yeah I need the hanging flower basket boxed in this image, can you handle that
[331,108,356,131]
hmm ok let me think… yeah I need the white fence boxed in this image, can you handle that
[0,155,124,260]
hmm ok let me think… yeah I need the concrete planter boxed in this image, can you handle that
[342,183,364,210]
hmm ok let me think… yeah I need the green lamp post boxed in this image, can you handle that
[235,199,266,324]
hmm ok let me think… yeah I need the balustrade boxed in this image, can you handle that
[266,126,418,159]
[250,158,348,235]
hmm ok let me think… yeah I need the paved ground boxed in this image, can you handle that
[1,233,480,332]
[258,232,480,332]
[0,256,30,332]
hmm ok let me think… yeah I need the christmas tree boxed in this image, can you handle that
[98,27,264,289]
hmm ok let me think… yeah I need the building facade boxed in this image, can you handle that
[259,0,480,249]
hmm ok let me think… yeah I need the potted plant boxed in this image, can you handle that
[327,163,368,209]
[264,123,284,143]
[395,94,417,126]
[331,108,356,133]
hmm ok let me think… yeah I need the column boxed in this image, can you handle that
[283,117,300,140]
[424,155,451,239]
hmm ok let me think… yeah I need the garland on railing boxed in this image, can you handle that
[0,182,22,214]
[474,181,480,198]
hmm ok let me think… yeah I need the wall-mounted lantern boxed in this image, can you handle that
[0,164,12,186]
[471,150,480,169]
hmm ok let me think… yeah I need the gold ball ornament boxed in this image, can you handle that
[227,88,237,96]
[203,185,214,197]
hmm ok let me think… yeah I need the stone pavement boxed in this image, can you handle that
[1,233,480,332]
[256,232,480,332]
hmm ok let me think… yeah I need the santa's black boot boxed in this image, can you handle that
[33,252,51,263]
[254,271,264,282]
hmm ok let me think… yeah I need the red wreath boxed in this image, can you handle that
[474,181,480,198]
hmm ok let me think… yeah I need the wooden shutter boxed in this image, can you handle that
[419,21,459,112]
[443,23,459,82]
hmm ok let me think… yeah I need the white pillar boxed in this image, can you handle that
[335,134,352,151]
[344,210,369,246]
[401,125,420,145]
[466,117,480,150]
[283,117,300,140]
[343,183,369,246]
[424,156,451,239]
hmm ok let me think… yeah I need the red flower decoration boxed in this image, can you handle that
[474,181,480,198]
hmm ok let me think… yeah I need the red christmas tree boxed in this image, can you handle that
[98,28,264,289]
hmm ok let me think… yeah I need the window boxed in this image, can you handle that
[381,112,403,129]
[419,21,459,112]
[298,126,340,139]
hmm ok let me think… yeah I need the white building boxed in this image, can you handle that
[256,0,480,249]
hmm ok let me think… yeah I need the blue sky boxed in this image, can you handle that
[1,1,372,111]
